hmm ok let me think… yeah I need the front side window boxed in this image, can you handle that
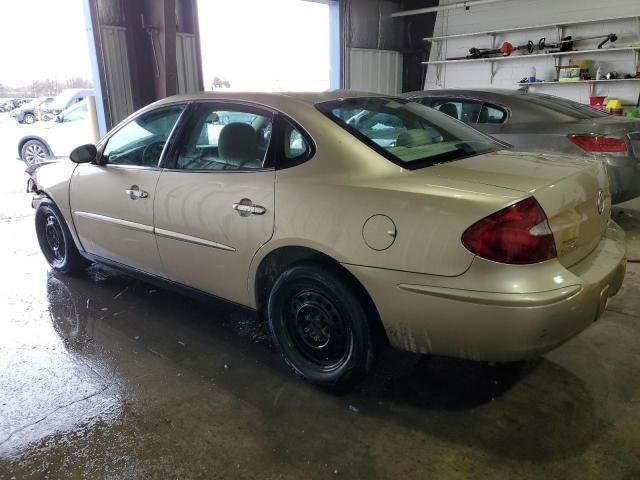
[431,98,482,124]
[317,97,503,169]
[176,105,273,170]
[102,104,185,167]
[478,104,506,124]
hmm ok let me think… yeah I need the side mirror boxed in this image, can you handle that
[69,144,97,163]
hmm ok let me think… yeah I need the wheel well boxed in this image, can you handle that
[254,246,388,343]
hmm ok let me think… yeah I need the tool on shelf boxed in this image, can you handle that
[538,33,618,52]
[447,40,534,60]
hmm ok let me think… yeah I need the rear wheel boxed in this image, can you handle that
[23,113,35,124]
[21,140,50,166]
[35,199,90,274]
[267,264,375,390]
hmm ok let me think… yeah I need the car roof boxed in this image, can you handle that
[153,90,391,109]
[403,88,524,99]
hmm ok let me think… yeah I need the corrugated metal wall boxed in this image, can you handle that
[349,48,403,94]
[100,25,134,125]
[176,33,200,94]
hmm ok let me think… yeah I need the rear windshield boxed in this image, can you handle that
[519,92,609,119]
[316,97,503,169]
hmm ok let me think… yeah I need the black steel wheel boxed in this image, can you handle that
[268,264,375,390]
[35,199,90,274]
[42,213,66,267]
[287,289,351,369]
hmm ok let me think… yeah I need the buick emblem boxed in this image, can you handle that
[596,190,605,215]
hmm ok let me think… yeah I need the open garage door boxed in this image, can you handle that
[197,0,339,92]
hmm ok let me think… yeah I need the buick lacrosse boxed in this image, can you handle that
[28,91,626,389]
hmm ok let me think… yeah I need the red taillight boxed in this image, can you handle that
[568,134,627,154]
[462,197,557,265]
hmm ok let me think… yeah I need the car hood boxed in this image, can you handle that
[29,159,76,187]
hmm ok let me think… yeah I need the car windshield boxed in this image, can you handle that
[316,97,504,169]
[21,98,40,108]
[519,92,609,119]
[49,90,83,111]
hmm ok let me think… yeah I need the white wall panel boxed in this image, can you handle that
[176,33,200,94]
[349,48,403,94]
[424,0,640,104]
[100,26,134,125]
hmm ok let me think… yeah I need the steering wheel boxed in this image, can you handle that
[141,141,165,166]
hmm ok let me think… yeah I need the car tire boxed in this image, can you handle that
[21,139,51,166]
[23,113,35,124]
[35,199,90,275]
[267,263,376,391]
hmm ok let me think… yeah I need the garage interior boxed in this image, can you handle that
[2,0,640,478]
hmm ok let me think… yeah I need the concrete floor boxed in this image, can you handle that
[2,114,640,478]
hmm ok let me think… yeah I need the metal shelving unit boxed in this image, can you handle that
[423,14,639,42]
[423,14,640,86]
[517,78,640,96]
[424,47,640,84]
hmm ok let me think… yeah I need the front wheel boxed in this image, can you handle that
[21,140,51,166]
[35,199,90,274]
[267,264,376,390]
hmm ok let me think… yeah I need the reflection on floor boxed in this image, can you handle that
[1,203,640,478]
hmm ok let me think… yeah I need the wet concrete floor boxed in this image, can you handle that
[2,148,640,478]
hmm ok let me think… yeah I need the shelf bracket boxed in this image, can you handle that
[489,60,496,84]
[489,33,497,50]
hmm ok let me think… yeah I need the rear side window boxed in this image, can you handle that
[478,104,506,124]
[175,105,273,171]
[285,122,310,160]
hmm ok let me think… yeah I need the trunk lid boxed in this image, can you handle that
[432,150,611,267]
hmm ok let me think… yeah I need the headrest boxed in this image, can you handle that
[218,123,258,166]
[396,129,434,148]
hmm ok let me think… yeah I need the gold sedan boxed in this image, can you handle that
[29,91,627,390]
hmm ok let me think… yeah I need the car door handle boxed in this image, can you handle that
[232,201,266,216]
[125,185,149,200]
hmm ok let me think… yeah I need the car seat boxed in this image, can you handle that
[396,129,434,148]
[218,123,261,168]
[437,103,459,119]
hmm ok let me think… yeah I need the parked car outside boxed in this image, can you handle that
[27,91,626,390]
[17,99,92,165]
[0,98,27,112]
[40,88,93,119]
[9,96,54,124]
[402,89,640,204]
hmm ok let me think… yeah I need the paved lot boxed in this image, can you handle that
[1,116,640,479]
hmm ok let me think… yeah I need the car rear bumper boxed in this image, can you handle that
[605,156,640,204]
[344,221,626,362]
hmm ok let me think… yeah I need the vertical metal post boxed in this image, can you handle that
[86,96,101,143]
[81,0,108,137]
[328,0,340,89]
